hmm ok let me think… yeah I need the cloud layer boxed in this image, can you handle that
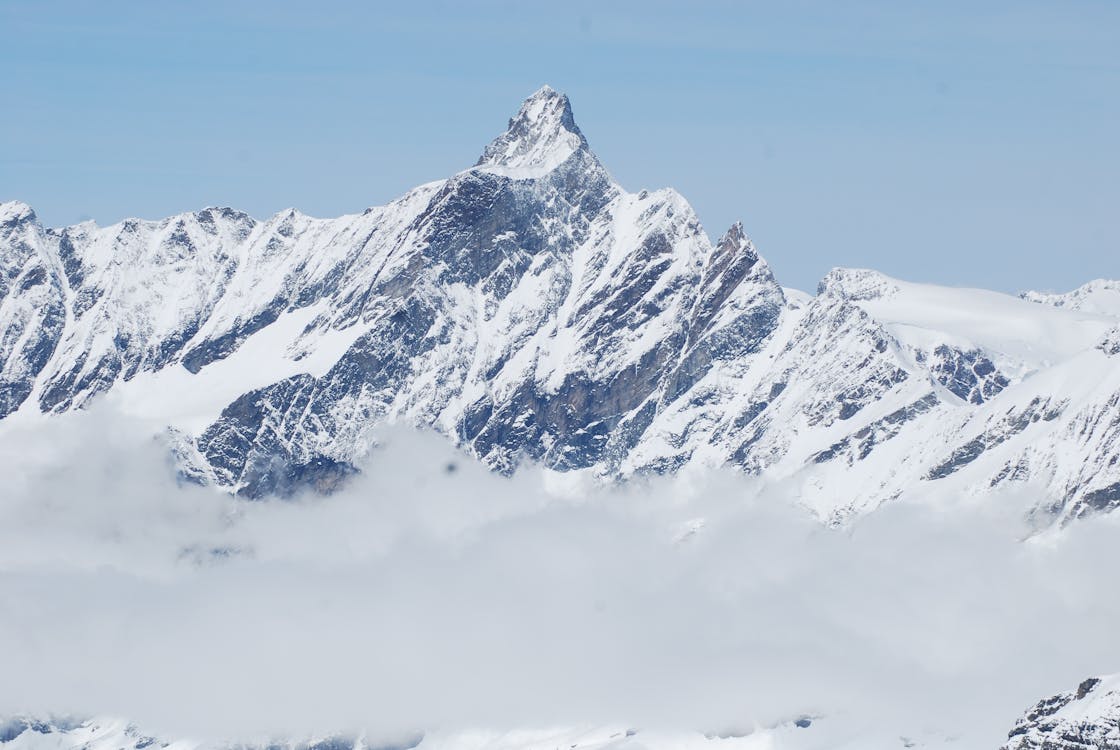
[1,407,1118,747]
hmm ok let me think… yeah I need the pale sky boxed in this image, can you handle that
[2,0,1117,293]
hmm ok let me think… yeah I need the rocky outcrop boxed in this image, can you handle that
[1003,675,1120,749]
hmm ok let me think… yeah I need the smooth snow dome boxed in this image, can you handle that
[821,268,1111,371]
[1,408,1119,749]
[1021,279,1120,319]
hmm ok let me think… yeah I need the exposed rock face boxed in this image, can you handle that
[1003,675,1120,750]
[0,203,66,419]
[1099,327,1120,356]
[927,344,1009,404]
[1,86,1119,525]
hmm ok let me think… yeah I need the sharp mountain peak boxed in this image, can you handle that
[2,88,1119,529]
[474,85,590,175]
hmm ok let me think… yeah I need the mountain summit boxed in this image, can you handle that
[475,85,591,176]
[1,87,1118,526]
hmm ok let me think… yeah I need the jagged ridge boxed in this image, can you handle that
[1,86,1118,526]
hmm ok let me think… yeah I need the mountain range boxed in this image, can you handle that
[2,85,1118,527]
[3,674,1117,750]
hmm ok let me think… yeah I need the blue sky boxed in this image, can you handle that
[2,1,1116,293]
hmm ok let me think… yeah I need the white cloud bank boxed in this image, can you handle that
[0,406,1118,748]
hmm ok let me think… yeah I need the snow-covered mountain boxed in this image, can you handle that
[1021,279,1120,317]
[8,676,1120,750]
[1,85,1117,524]
[13,680,1120,750]
[0,715,960,750]
[1002,674,1120,749]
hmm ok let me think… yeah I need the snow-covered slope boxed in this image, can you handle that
[1,85,1117,525]
[1002,674,1120,749]
[1022,279,1120,318]
[0,715,964,750]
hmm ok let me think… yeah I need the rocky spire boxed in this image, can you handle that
[475,85,590,176]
